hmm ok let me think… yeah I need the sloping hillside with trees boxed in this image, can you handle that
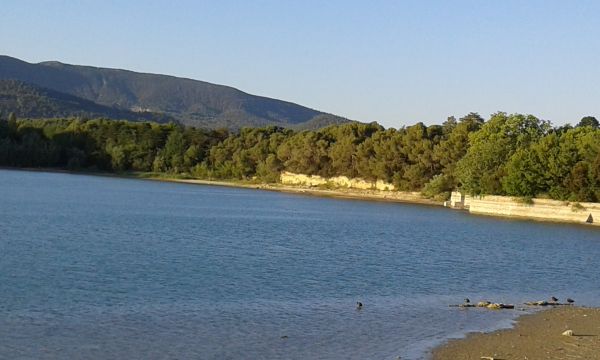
[0,80,173,122]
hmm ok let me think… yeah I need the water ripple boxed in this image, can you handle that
[1,169,599,359]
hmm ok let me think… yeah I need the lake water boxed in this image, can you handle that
[1,169,599,359]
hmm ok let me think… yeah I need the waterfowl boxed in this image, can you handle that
[356,301,363,310]
[567,298,575,304]
[464,298,470,304]
[551,296,558,302]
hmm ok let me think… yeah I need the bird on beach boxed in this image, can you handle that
[356,301,363,310]
[567,298,575,304]
[464,298,470,304]
[551,296,559,302]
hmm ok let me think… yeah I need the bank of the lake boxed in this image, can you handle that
[145,173,600,228]
[432,306,600,360]
[157,177,440,206]
[1,166,439,206]
[3,167,600,227]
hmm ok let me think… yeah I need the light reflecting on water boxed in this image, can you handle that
[1,169,599,359]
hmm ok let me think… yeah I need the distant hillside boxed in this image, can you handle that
[291,114,354,131]
[0,80,173,122]
[0,55,351,129]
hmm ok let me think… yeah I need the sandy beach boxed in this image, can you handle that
[432,306,600,360]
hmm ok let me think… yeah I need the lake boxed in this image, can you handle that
[1,169,599,359]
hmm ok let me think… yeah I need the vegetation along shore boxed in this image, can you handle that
[1,112,600,225]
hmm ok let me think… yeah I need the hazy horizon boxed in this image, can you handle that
[3,0,599,127]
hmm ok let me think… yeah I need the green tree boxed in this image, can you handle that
[577,116,599,129]
[256,153,282,182]
[429,113,483,194]
[456,113,551,195]
[184,144,202,168]
[0,113,8,139]
[163,129,186,172]
[7,112,17,137]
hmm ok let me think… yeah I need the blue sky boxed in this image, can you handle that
[2,0,599,128]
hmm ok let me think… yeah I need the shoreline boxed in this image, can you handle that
[157,177,442,206]
[431,306,600,359]
[0,166,440,206]
[130,176,600,228]
[1,167,599,228]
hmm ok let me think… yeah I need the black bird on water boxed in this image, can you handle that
[567,298,575,304]
[551,296,559,302]
[356,302,363,310]
[464,298,470,304]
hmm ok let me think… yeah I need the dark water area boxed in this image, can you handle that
[1,169,599,359]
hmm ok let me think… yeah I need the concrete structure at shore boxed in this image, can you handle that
[447,191,599,226]
[279,172,599,227]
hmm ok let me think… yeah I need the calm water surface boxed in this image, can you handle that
[1,169,599,359]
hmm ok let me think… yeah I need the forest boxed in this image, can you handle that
[0,112,599,202]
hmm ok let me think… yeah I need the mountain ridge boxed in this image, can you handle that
[0,79,173,122]
[0,55,352,129]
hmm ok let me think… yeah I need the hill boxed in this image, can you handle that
[0,80,173,122]
[0,55,351,129]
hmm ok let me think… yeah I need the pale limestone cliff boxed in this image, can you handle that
[280,171,395,191]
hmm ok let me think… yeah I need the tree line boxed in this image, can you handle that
[1,112,599,202]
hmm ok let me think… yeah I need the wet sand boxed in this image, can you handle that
[432,306,600,360]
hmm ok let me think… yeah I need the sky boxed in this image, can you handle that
[2,0,600,128]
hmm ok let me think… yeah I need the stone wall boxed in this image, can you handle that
[460,193,599,226]
[449,191,466,209]
[280,171,395,191]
